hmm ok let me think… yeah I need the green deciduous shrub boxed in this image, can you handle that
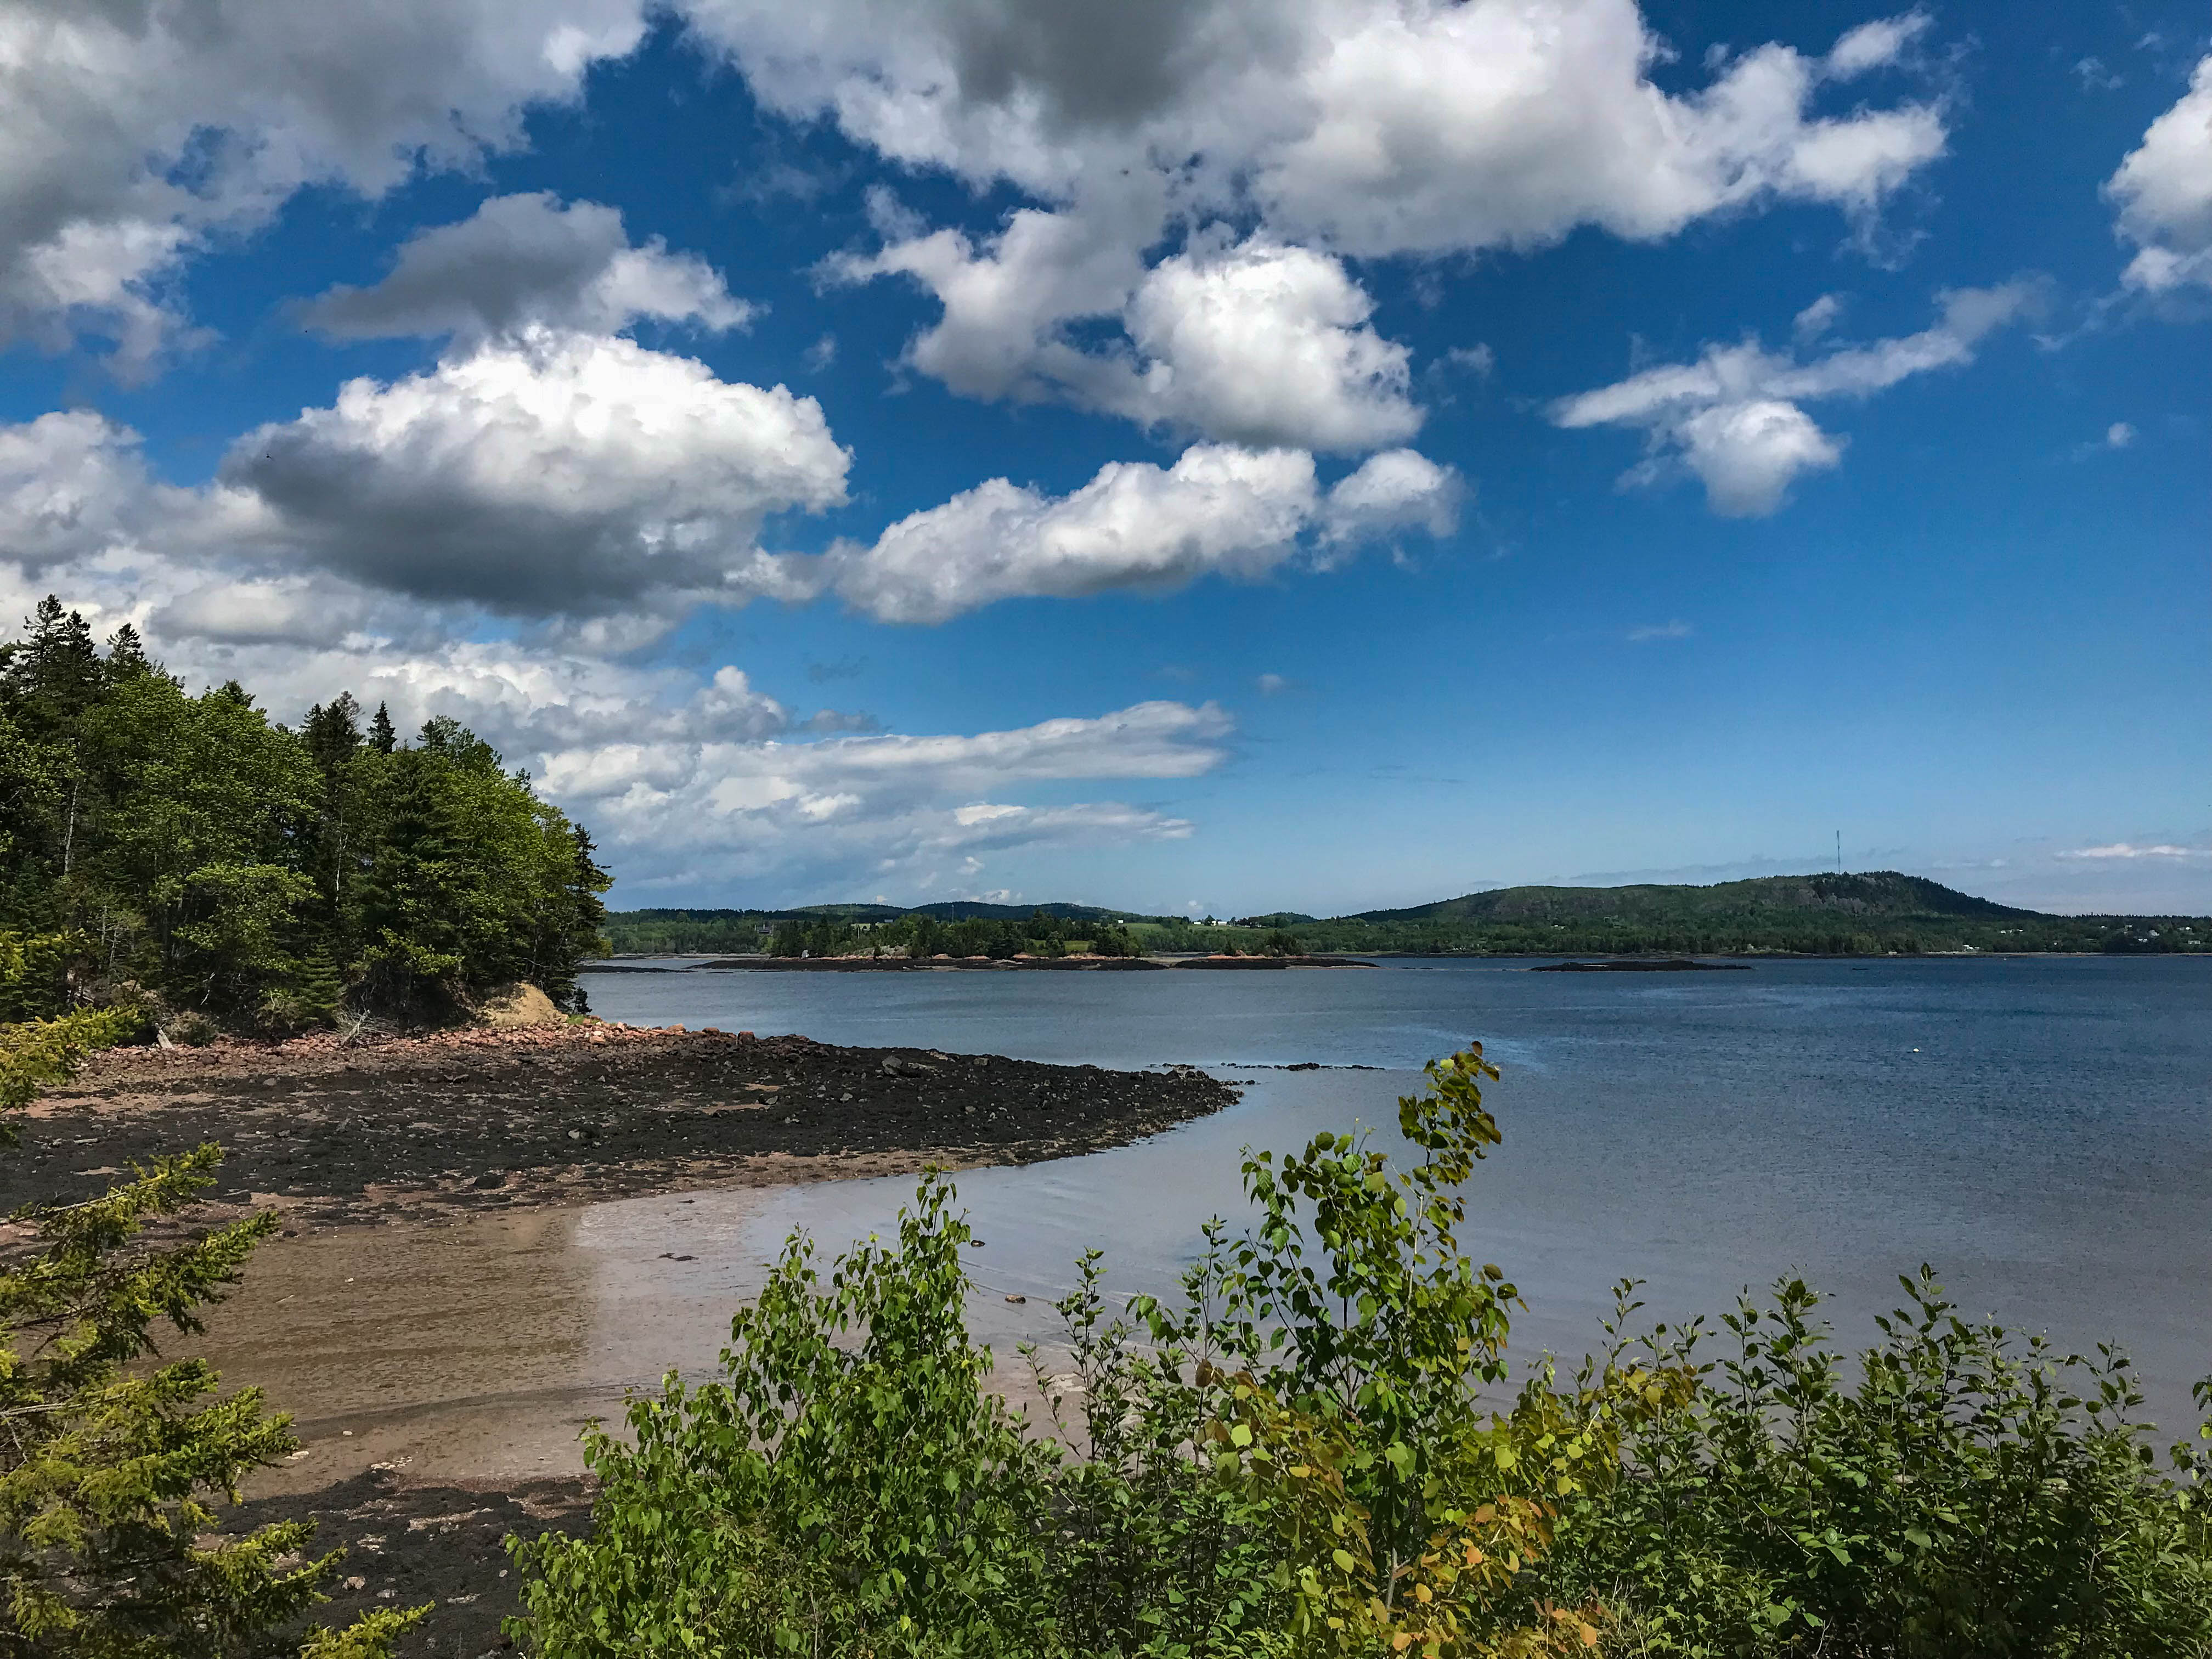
[511,1050,1671,1658]
[1534,1274,2212,1657]
[509,1045,2212,1658]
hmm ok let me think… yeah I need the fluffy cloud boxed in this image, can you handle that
[3,392,1449,636]
[0,496,1237,891]
[1318,448,1462,543]
[543,699,1231,887]
[715,2,1947,438]
[820,443,1459,623]
[1246,5,1944,257]
[847,225,1419,452]
[1549,280,2040,515]
[303,193,753,341]
[2107,55,2212,294]
[223,328,849,612]
[0,0,650,371]
[0,410,178,574]
[1824,13,1932,80]
[0,400,1325,896]
[697,0,1944,249]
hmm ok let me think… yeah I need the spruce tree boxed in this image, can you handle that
[103,623,151,679]
[366,703,397,755]
[0,975,420,1656]
[300,694,363,773]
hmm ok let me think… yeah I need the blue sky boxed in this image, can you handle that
[3,0,2206,916]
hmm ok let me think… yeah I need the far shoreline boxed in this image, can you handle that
[587,951,1379,972]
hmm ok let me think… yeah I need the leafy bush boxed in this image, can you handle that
[1536,1274,2212,1657]
[511,1049,1668,1657]
[512,1046,2212,1658]
[514,1177,1058,1656]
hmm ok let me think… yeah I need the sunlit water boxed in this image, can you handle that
[584,957,2212,1431]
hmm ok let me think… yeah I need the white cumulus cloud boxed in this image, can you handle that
[0,0,651,373]
[724,1,1949,443]
[819,443,1459,623]
[1550,279,2041,515]
[2107,55,2212,294]
[0,508,1239,894]
[532,698,1235,888]
[222,327,849,613]
[303,193,752,341]
[844,224,1420,453]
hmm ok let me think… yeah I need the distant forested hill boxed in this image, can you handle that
[1312,872,2198,955]
[606,873,2207,957]
[1354,872,2022,925]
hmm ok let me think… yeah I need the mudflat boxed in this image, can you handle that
[8,1023,1240,1229]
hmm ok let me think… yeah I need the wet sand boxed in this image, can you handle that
[199,1185,1084,1655]
[14,1024,1238,1657]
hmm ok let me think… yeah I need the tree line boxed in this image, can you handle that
[764,910,1145,960]
[0,597,610,1036]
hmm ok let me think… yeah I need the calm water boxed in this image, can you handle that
[586,958,2212,1429]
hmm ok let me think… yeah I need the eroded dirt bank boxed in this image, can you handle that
[7,1022,1240,1229]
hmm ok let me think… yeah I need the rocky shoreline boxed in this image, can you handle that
[9,1022,1241,1230]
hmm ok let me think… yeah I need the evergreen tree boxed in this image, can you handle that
[0,602,611,1028]
[300,693,363,773]
[103,622,151,679]
[0,968,419,1656]
[1,598,102,739]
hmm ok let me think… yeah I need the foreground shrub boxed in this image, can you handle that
[1536,1274,2212,1657]
[510,1048,2212,1658]
[513,1050,1666,1657]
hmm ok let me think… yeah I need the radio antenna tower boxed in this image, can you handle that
[1836,831,1843,874]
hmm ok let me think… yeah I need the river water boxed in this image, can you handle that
[585,956,2211,1425]
[207,956,2212,1487]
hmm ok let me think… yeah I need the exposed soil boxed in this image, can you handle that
[5,1023,1242,1230]
[237,1466,593,1658]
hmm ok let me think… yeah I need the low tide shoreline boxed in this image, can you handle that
[12,1022,1240,1230]
[17,1022,1245,1654]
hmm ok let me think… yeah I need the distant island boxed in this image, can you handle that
[604,872,2208,960]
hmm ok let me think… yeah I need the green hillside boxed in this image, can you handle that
[604,873,2207,957]
[602,901,1147,954]
[1353,872,2027,924]
[1307,872,2195,955]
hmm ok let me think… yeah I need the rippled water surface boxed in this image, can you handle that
[586,957,2212,1427]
